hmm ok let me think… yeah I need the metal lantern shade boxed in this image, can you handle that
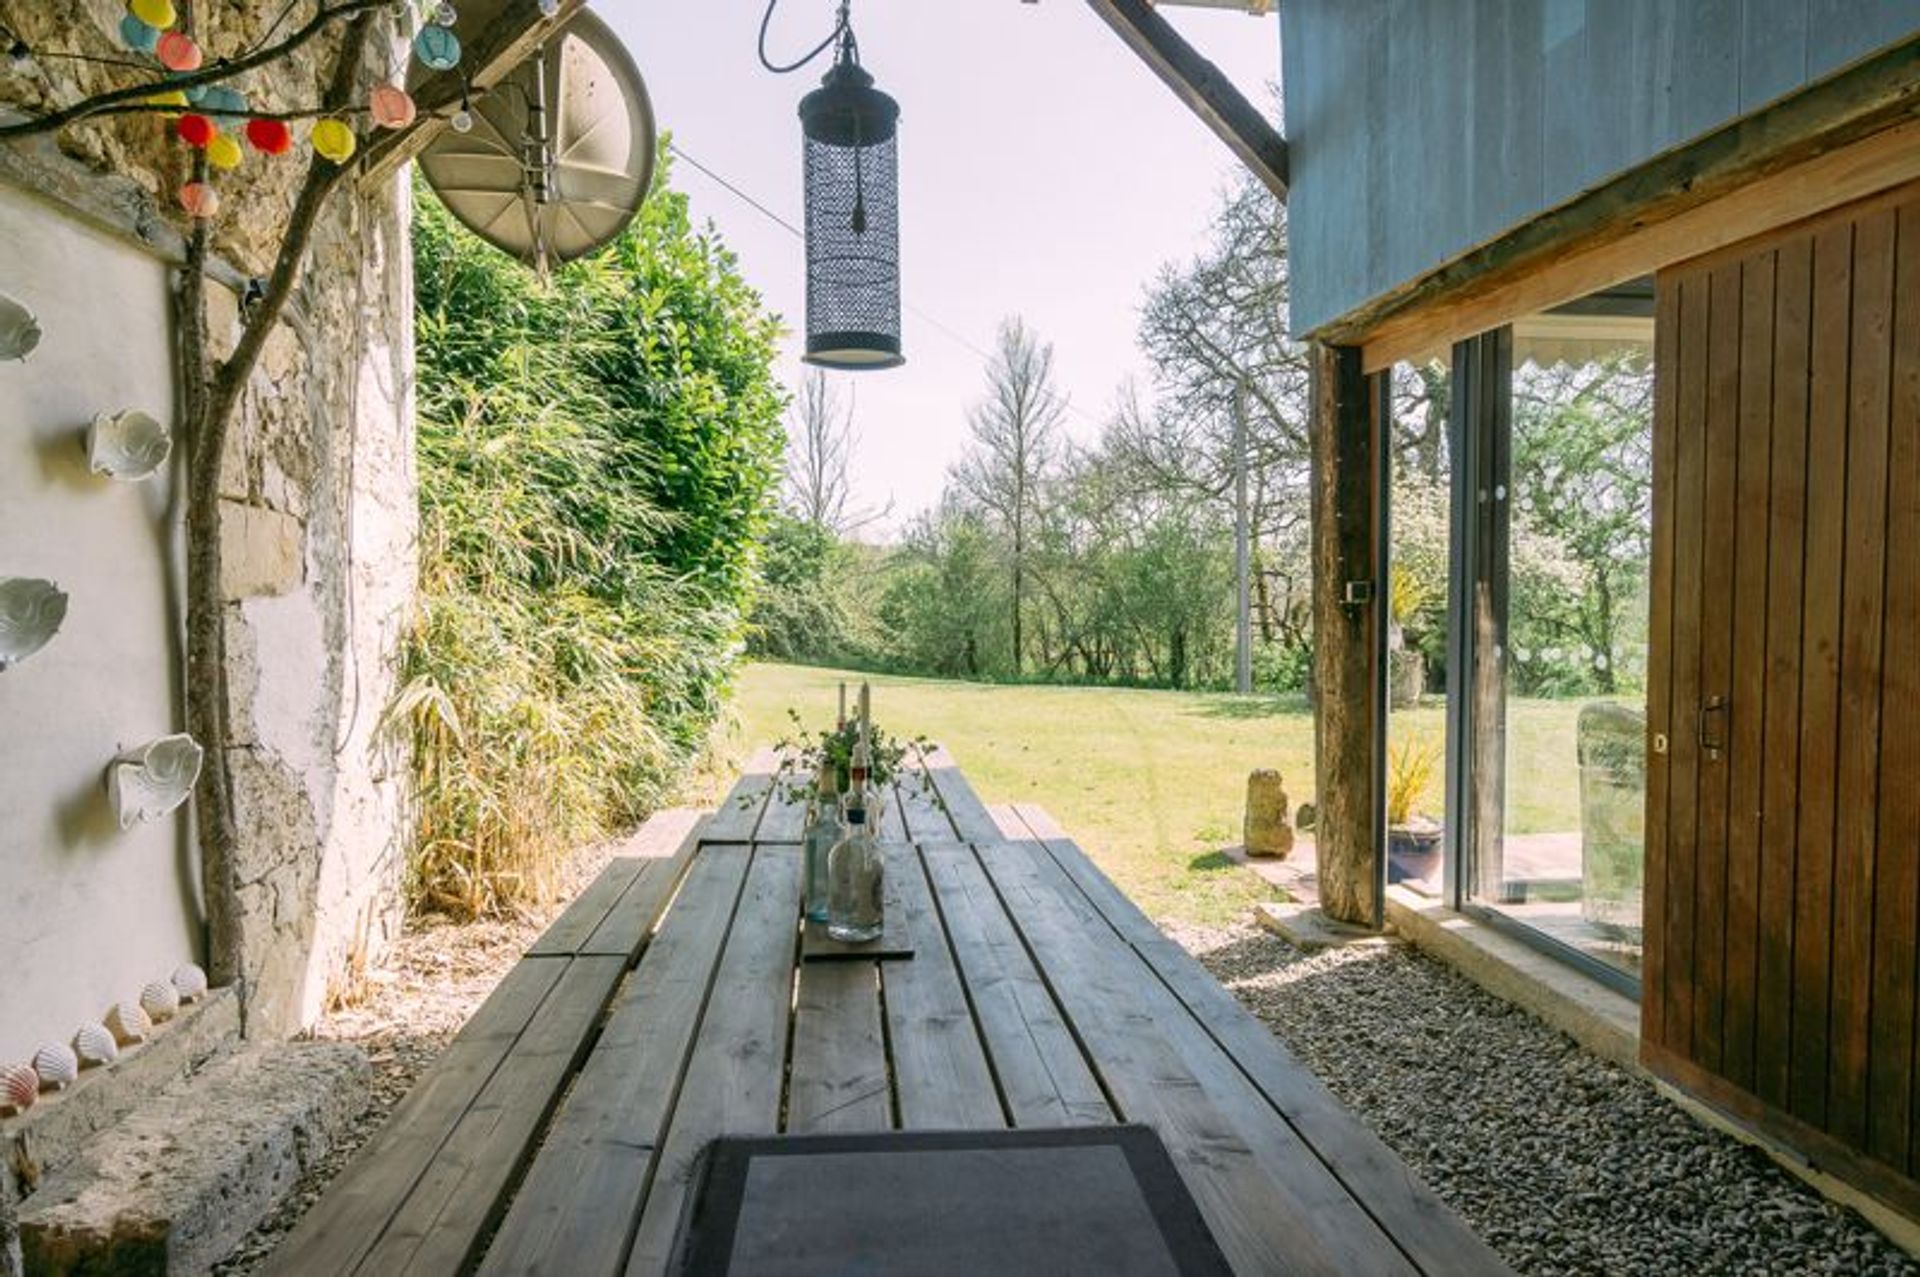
[799,61,902,370]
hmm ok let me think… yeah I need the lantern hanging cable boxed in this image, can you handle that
[758,0,851,76]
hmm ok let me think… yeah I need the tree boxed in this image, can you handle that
[783,369,880,533]
[950,317,1065,675]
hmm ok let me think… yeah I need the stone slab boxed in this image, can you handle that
[1253,902,1391,951]
[19,1043,368,1276]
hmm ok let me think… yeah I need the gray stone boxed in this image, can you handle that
[19,1044,367,1276]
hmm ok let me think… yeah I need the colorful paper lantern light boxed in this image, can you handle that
[130,0,177,30]
[413,25,462,71]
[178,182,220,219]
[310,118,358,164]
[207,134,244,171]
[369,84,417,130]
[174,114,215,148]
[156,31,202,72]
[119,15,160,54]
[245,118,294,155]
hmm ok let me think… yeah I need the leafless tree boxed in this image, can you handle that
[950,317,1065,675]
[783,370,887,534]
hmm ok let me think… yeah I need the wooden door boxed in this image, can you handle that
[1642,179,1920,1211]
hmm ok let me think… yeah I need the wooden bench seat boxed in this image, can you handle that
[263,813,701,1277]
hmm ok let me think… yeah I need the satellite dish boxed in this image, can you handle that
[418,8,656,271]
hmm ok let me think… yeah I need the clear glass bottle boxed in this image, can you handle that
[827,737,884,943]
[802,761,840,924]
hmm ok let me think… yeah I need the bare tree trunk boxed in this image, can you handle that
[182,11,378,994]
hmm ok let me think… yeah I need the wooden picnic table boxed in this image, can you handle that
[269,747,1509,1277]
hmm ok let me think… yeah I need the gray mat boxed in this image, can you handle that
[672,1126,1233,1277]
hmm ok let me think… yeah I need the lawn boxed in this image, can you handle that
[723,662,1593,927]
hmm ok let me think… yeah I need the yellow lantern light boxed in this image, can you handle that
[206,133,243,171]
[310,118,358,164]
[129,0,177,31]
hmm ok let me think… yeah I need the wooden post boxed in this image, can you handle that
[1309,344,1385,928]
[1234,380,1253,695]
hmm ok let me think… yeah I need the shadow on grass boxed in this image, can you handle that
[1187,850,1241,875]
[1187,695,1312,721]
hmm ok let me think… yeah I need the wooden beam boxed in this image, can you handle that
[358,0,589,187]
[1082,0,1288,201]
[1309,344,1384,928]
[1342,34,1920,368]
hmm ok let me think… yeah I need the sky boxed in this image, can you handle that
[603,3,1281,533]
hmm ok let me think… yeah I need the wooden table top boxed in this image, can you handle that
[272,747,1509,1277]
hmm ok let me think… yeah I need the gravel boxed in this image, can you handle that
[1167,922,1920,1277]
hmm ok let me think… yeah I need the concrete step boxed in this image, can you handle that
[18,1043,367,1276]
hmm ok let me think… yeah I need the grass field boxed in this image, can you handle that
[723,662,1593,927]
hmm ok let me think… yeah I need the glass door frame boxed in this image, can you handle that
[1434,326,1645,1001]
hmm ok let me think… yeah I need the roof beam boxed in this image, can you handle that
[359,0,589,186]
[1081,0,1288,200]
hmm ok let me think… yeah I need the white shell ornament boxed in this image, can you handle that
[106,999,152,1046]
[32,1043,79,1091]
[0,577,69,673]
[1,1063,38,1115]
[140,979,180,1024]
[86,410,173,482]
[172,963,208,1003]
[0,293,41,362]
[106,734,204,831]
[73,1023,119,1068]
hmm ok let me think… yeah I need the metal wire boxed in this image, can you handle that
[758,0,850,75]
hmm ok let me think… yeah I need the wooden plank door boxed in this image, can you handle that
[1642,178,1920,1216]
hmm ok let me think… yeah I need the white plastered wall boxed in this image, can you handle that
[0,178,199,1066]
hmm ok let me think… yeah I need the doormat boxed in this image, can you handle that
[671,1125,1233,1276]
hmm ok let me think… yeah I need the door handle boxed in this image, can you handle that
[1698,696,1728,761]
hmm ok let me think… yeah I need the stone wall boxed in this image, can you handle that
[0,2,416,1053]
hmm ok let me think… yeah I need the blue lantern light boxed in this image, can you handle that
[413,25,462,72]
[119,15,160,54]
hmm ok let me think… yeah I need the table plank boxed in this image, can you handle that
[919,744,1004,843]
[578,817,704,960]
[895,757,957,843]
[922,843,1114,1129]
[264,958,572,1277]
[362,955,631,1276]
[1006,807,1514,1277]
[788,961,892,1134]
[477,845,753,1277]
[756,758,811,842]
[979,838,1419,1277]
[881,843,1006,1130]
[624,844,804,1277]
[703,747,780,842]
[878,781,910,842]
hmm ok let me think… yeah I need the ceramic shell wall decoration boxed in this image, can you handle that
[32,1043,79,1091]
[106,734,204,830]
[172,963,208,1002]
[0,577,69,673]
[106,999,152,1046]
[87,410,173,482]
[140,978,180,1024]
[0,293,41,362]
[73,1023,119,1068]
[1,1064,37,1115]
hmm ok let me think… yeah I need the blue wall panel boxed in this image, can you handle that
[1282,0,1920,335]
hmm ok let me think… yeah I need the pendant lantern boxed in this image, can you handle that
[796,22,902,370]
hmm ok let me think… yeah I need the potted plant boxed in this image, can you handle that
[1386,735,1443,884]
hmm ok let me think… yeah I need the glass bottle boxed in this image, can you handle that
[827,737,884,943]
[802,761,839,923]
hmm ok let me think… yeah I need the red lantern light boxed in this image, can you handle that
[245,118,294,155]
[175,114,215,149]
